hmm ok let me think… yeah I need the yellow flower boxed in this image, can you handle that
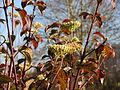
[32,22,43,30]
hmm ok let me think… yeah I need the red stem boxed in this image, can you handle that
[3,0,17,89]
[72,2,100,90]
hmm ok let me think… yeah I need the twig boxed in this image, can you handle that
[72,2,100,90]
[47,56,64,90]
[2,0,18,89]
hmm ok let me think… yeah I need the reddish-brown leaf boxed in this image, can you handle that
[15,20,21,27]
[100,16,108,20]
[45,22,60,33]
[111,0,116,9]
[35,34,43,42]
[36,1,46,15]
[21,0,32,8]
[94,32,105,39]
[16,8,32,36]
[62,19,71,23]
[102,45,115,59]
[32,39,38,49]
[0,64,5,68]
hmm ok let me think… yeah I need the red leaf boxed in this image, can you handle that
[62,19,71,23]
[94,32,105,39]
[45,22,60,33]
[36,34,43,42]
[32,39,38,49]
[111,0,116,9]
[16,8,32,36]
[36,1,46,15]
[0,64,5,68]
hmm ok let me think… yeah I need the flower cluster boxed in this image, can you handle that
[60,21,81,33]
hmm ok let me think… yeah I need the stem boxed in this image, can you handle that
[21,0,37,88]
[12,0,14,35]
[47,56,64,90]
[3,0,17,89]
[72,2,100,90]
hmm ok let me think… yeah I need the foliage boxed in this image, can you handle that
[0,0,116,90]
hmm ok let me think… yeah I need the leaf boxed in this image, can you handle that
[0,74,13,84]
[52,69,68,90]
[35,34,43,42]
[62,19,71,23]
[36,1,46,15]
[17,58,25,64]
[49,29,58,36]
[15,8,31,36]
[95,44,104,60]
[79,12,89,19]
[102,45,115,59]
[0,19,5,24]
[20,46,33,64]
[0,64,5,68]
[41,55,49,60]
[32,39,38,49]
[45,22,60,33]
[21,0,32,9]
[15,20,21,27]
[111,0,116,9]
[93,32,105,39]
[100,16,108,20]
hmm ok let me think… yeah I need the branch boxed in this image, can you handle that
[2,0,17,89]
[72,2,100,90]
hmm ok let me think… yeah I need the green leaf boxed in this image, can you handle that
[0,74,13,84]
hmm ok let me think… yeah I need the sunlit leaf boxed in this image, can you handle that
[100,16,108,20]
[52,69,67,90]
[0,74,13,84]
[102,45,115,59]
[32,39,38,49]
[93,32,105,39]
